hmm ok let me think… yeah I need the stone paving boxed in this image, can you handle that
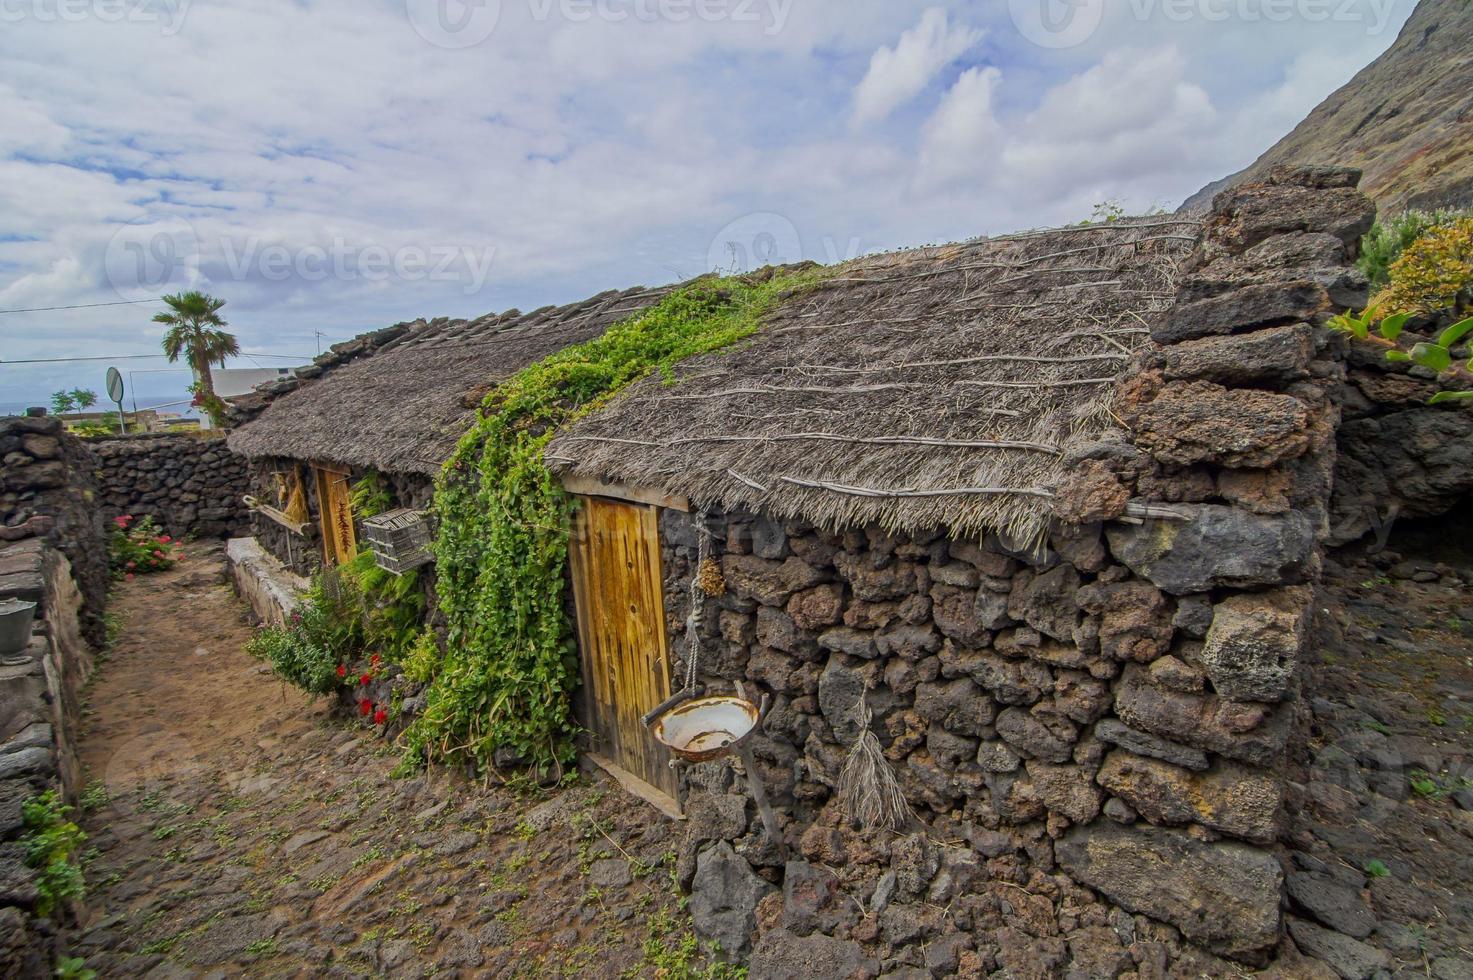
[63,545,702,978]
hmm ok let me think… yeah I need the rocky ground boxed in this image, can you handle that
[61,543,713,978]
[53,530,1473,978]
[1284,525,1473,979]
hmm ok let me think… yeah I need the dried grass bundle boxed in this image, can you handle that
[838,694,913,833]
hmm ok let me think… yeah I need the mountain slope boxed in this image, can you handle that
[1181,0,1473,213]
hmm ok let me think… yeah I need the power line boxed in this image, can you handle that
[0,298,162,315]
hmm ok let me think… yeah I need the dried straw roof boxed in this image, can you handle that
[547,217,1202,541]
[228,285,668,474]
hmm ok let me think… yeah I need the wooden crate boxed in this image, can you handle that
[361,508,434,574]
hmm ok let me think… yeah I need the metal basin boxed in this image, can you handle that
[652,695,759,763]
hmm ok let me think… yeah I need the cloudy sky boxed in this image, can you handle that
[0,0,1416,411]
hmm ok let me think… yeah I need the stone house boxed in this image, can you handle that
[216,163,1438,964]
[225,285,669,579]
[540,166,1380,961]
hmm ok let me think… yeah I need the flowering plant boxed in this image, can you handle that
[108,515,182,577]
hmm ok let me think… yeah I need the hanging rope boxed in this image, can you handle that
[683,509,716,692]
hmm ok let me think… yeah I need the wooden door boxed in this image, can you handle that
[312,465,357,566]
[568,495,677,799]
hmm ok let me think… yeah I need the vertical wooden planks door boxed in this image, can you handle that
[568,495,678,800]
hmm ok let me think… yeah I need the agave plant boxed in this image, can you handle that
[1328,309,1473,404]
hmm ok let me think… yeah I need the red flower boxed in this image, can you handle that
[158,535,172,543]
[369,653,381,667]
[358,698,372,716]
[373,708,387,725]
[125,573,135,581]
[126,560,136,569]
[336,664,347,678]
[359,673,372,686]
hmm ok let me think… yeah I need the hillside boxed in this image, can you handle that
[1181,0,1473,213]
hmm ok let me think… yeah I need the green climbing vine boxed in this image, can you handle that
[406,268,824,775]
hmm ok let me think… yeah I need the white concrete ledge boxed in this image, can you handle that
[226,537,308,626]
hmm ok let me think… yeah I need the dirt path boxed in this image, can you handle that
[66,543,699,978]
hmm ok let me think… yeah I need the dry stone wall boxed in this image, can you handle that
[91,433,250,541]
[1,416,108,646]
[658,165,1374,966]
[0,417,102,974]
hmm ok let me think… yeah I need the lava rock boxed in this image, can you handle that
[1056,823,1283,961]
[1106,504,1316,595]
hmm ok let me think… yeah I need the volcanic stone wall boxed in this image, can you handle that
[0,416,103,973]
[1,416,108,646]
[91,433,250,541]
[657,165,1374,964]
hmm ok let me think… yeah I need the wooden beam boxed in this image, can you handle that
[585,753,684,820]
[561,475,690,512]
[242,496,315,537]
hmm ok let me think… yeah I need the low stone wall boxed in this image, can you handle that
[91,433,250,541]
[1,416,108,647]
[226,537,308,626]
[0,541,96,974]
[656,166,1373,967]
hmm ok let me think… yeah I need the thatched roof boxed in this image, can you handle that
[228,285,667,474]
[547,217,1203,541]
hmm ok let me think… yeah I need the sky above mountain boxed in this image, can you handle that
[0,0,1416,410]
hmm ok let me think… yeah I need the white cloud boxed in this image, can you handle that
[915,66,1003,191]
[0,0,1419,410]
[851,7,984,127]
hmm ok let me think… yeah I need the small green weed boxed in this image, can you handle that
[21,791,87,919]
[1365,858,1391,879]
[79,781,110,812]
[245,937,279,957]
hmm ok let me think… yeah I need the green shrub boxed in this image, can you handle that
[410,268,824,775]
[108,514,181,577]
[247,570,366,695]
[1359,208,1473,291]
[21,790,87,919]
[1374,216,1473,318]
[400,630,441,684]
[246,622,339,695]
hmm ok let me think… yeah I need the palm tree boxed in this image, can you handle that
[154,291,238,425]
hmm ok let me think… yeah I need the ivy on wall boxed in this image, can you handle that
[406,268,823,775]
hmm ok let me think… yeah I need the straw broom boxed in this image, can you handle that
[838,690,913,833]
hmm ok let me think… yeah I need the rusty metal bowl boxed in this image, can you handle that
[651,695,760,763]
